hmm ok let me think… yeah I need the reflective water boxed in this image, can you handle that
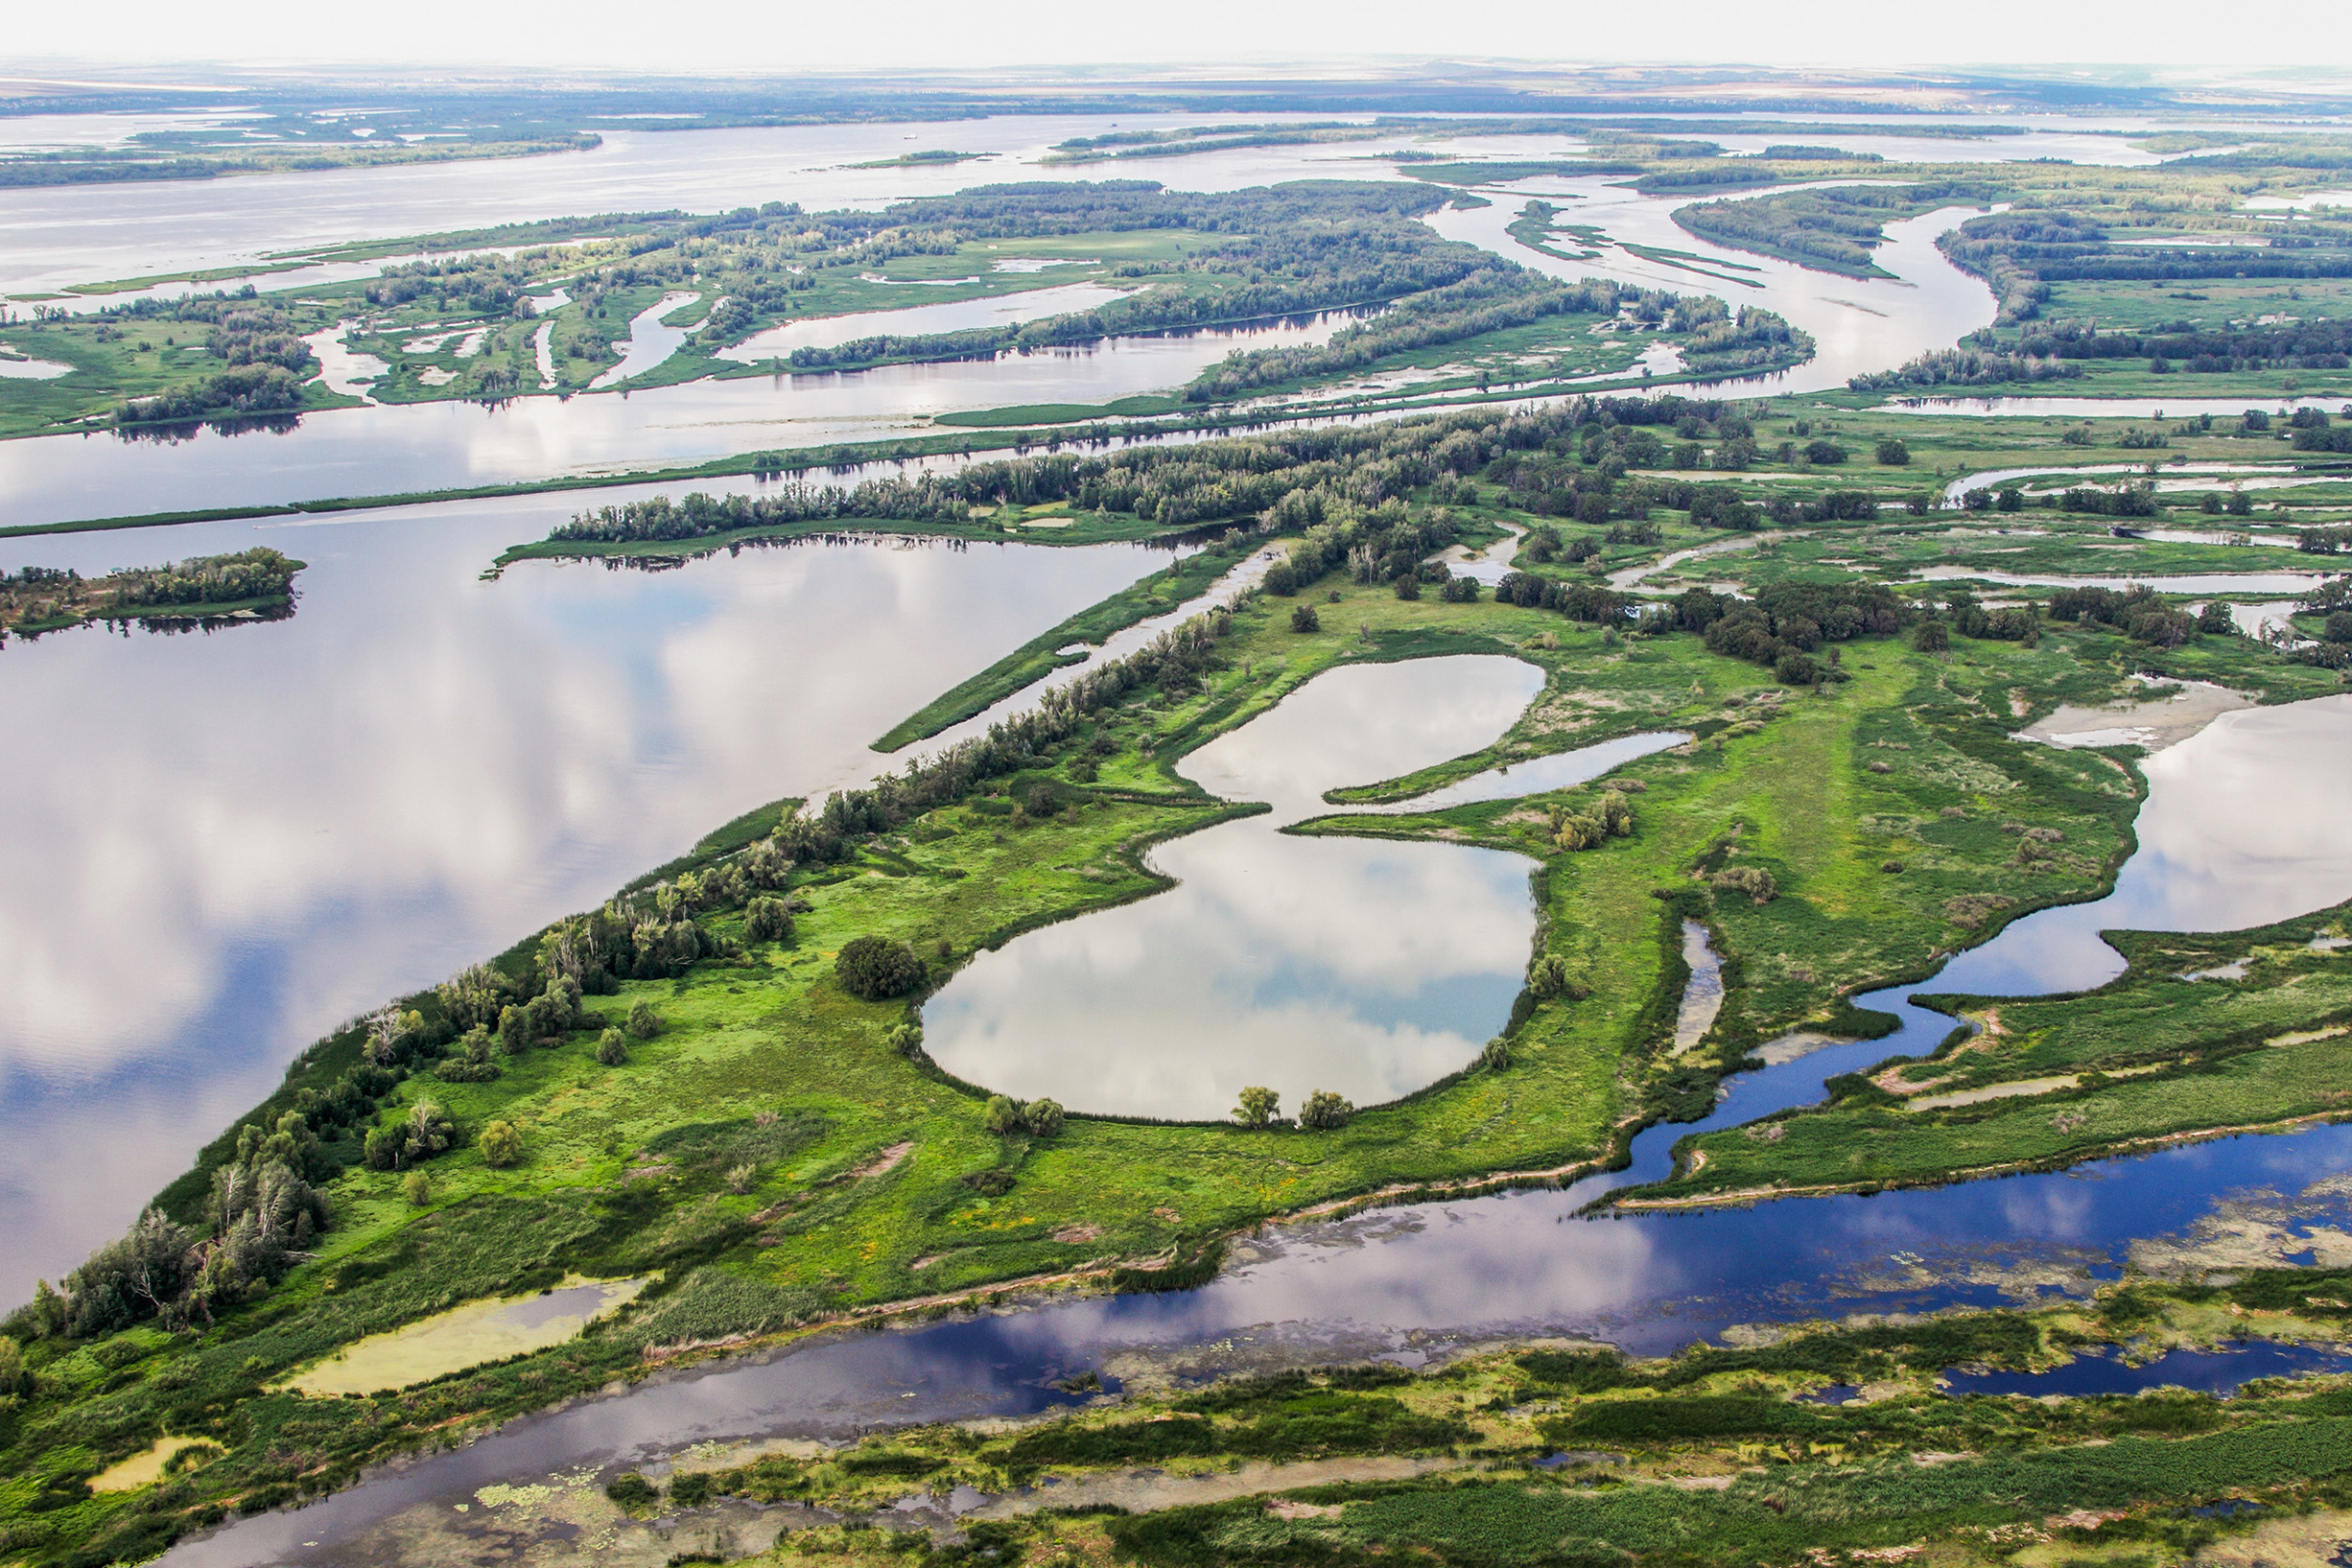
[1373,729,1690,812]
[716,281,1131,362]
[1941,1340,2352,1400]
[1906,564,2332,595]
[0,313,1355,528]
[0,498,1180,1301]
[924,657,1546,1120]
[589,290,705,387]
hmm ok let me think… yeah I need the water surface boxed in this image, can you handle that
[924,657,1546,1119]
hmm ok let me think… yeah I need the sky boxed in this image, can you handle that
[6,0,2352,76]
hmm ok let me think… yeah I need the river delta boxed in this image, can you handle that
[5,74,2352,1568]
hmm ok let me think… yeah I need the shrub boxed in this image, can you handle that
[985,1094,1023,1136]
[479,1120,523,1169]
[1875,437,1910,466]
[1022,1098,1065,1137]
[1290,603,1321,633]
[1235,1085,1281,1128]
[745,896,795,943]
[596,1028,629,1065]
[402,1171,431,1207]
[625,1000,663,1040]
[1393,574,1421,601]
[836,936,925,1001]
[606,1473,659,1513]
[887,1021,924,1054]
[1481,1037,1512,1070]
[1711,866,1778,904]
[1298,1090,1353,1130]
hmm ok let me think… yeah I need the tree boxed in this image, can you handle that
[1022,1098,1065,1137]
[1393,573,1421,601]
[626,1000,662,1040]
[745,896,794,943]
[596,1028,629,1065]
[1874,437,1910,466]
[480,1120,523,1169]
[1234,1085,1281,1128]
[1298,1090,1353,1130]
[836,935,925,1000]
[2200,602,2239,636]
[1481,1037,1512,1070]
[1911,619,1949,653]
[0,1336,23,1396]
[1290,603,1321,633]
[984,1094,1023,1136]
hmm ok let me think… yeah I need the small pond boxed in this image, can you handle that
[923,656,1549,1120]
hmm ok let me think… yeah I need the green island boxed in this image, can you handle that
[0,548,303,642]
[8,387,2352,1564]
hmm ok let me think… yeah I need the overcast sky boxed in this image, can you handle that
[8,0,2351,77]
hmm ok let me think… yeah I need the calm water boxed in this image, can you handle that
[925,657,1546,1120]
[0,498,1181,1302]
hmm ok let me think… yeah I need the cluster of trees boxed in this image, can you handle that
[117,364,306,426]
[983,1095,1064,1136]
[835,936,926,1000]
[19,1114,332,1340]
[1848,347,2084,392]
[2048,585,2203,647]
[1664,582,1913,683]
[1551,790,1634,851]
[2288,406,2352,452]
[108,547,302,609]
[1231,1086,1353,1129]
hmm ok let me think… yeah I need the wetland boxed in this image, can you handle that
[11,77,2352,1568]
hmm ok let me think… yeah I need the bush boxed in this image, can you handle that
[1481,1037,1512,1070]
[745,896,795,943]
[403,1171,431,1207]
[1875,437,1910,466]
[606,1473,659,1513]
[1393,573,1421,601]
[1298,1090,1353,1130]
[1711,866,1778,904]
[1023,1098,1065,1137]
[836,935,926,1000]
[1290,603,1321,633]
[596,1028,629,1066]
[479,1120,523,1169]
[626,1000,663,1041]
[985,1094,1023,1136]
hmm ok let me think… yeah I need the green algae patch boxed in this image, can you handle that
[285,1275,648,1396]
